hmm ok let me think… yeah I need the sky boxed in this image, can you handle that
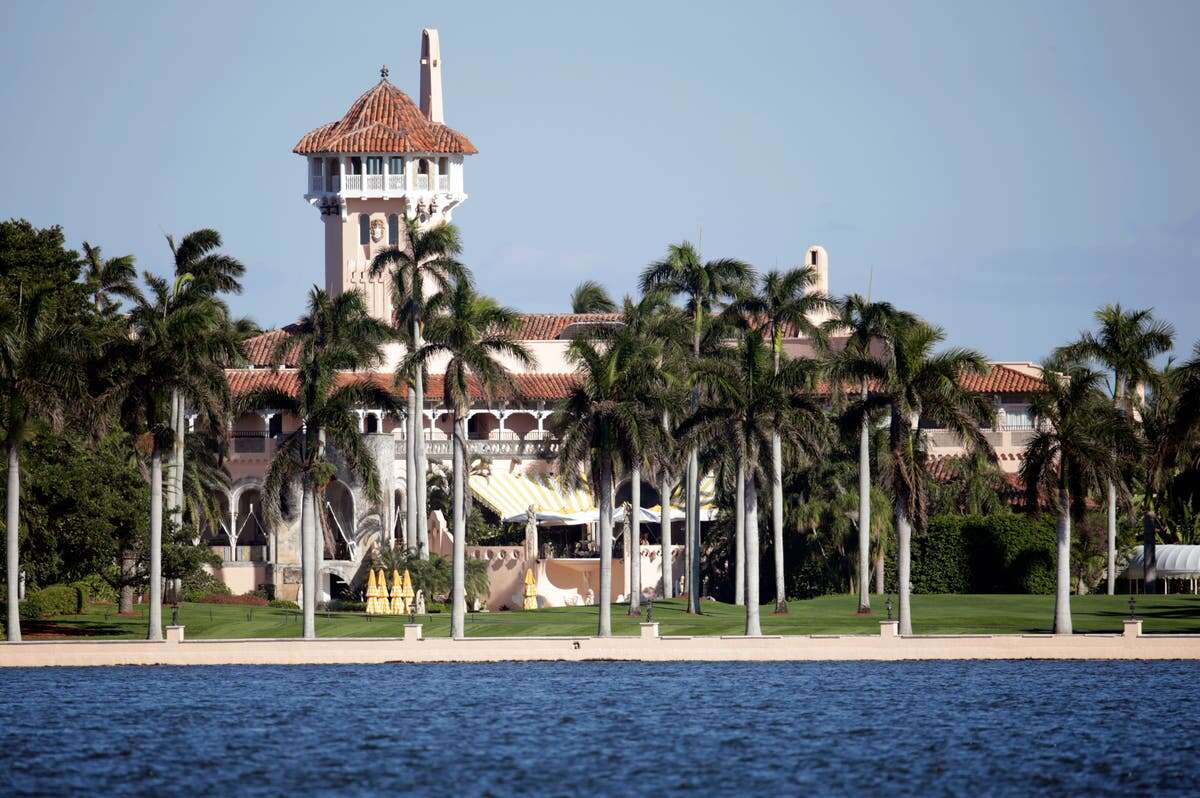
[1,1,1198,363]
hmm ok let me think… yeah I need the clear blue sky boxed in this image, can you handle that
[2,1,1197,362]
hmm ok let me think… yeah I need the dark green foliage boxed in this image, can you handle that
[326,599,367,612]
[181,570,231,602]
[268,599,300,610]
[887,514,1057,594]
[196,592,267,606]
[19,584,84,619]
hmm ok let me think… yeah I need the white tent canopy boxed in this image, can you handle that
[1120,545,1200,579]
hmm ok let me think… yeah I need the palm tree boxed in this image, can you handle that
[823,295,916,613]
[640,241,753,613]
[369,219,469,559]
[728,267,831,614]
[1021,360,1136,633]
[163,229,246,595]
[1058,305,1175,594]
[81,242,137,313]
[570,280,617,314]
[553,321,668,636]
[117,273,238,640]
[405,282,533,639]
[241,287,396,637]
[839,318,994,634]
[0,288,86,641]
[930,449,1010,516]
[684,333,827,635]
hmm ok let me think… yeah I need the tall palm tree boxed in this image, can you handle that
[118,273,237,640]
[570,280,617,314]
[553,321,669,636]
[405,282,533,639]
[640,241,753,613]
[684,333,827,635]
[81,242,137,313]
[369,218,469,559]
[1058,305,1175,594]
[728,266,831,613]
[0,288,86,641]
[241,287,396,638]
[1021,360,1136,633]
[839,318,994,634]
[823,295,916,613]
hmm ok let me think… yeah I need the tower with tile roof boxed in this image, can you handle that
[294,28,476,321]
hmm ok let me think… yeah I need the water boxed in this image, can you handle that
[0,661,1195,796]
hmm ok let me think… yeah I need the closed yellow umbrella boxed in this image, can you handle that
[366,568,379,614]
[522,568,538,610]
[377,569,389,615]
[390,569,404,615]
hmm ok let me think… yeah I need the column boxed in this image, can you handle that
[498,405,508,440]
[356,409,366,433]
[382,155,389,199]
[228,494,239,563]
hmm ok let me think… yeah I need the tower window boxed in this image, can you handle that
[811,250,818,266]
[310,159,322,176]
[359,214,370,246]
[365,156,383,175]
[268,413,283,437]
[418,159,430,175]
[349,157,363,175]
[389,156,404,175]
[388,214,399,246]
[438,156,449,173]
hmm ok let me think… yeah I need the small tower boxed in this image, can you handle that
[804,245,834,327]
[293,29,477,322]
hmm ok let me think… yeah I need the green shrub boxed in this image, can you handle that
[72,574,117,606]
[268,599,299,610]
[182,571,231,602]
[20,584,84,620]
[325,599,366,613]
[196,592,267,606]
[890,513,1058,595]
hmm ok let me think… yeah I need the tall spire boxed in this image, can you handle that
[419,28,444,124]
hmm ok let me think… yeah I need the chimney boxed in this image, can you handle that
[419,28,444,124]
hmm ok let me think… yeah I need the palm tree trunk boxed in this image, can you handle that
[858,410,872,612]
[659,473,672,600]
[300,481,315,639]
[743,459,762,637]
[405,388,417,552]
[686,449,701,613]
[1143,510,1158,595]
[413,322,429,559]
[895,504,912,636]
[1054,485,1073,634]
[148,444,164,641]
[451,413,467,639]
[1106,479,1117,595]
[172,392,186,601]
[771,432,786,614]
[874,549,885,595]
[6,443,22,642]
[598,456,614,637]
[629,468,641,614]
[119,550,135,614]
[735,457,745,606]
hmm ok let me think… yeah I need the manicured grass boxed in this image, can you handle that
[19,593,1200,640]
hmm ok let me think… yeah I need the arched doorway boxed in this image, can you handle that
[322,480,355,560]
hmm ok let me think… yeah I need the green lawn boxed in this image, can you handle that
[19,593,1200,640]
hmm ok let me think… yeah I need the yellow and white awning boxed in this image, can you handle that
[470,472,595,525]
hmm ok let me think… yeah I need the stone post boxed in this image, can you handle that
[165,625,186,643]
[1123,618,1143,638]
[404,623,423,642]
[640,622,660,639]
[879,620,900,638]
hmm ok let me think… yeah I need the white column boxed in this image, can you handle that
[228,493,239,563]
[356,409,366,433]
[382,154,389,199]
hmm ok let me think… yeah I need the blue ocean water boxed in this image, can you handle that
[0,660,1195,796]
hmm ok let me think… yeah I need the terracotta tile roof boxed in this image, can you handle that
[227,369,579,403]
[515,313,622,340]
[241,328,300,367]
[293,80,477,155]
[959,365,1044,393]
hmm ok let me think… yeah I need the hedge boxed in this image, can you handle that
[889,514,1057,595]
[19,584,85,620]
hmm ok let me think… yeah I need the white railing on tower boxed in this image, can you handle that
[437,175,450,191]
[343,174,363,191]
[365,174,383,191]
[414,174,430,190]
[387,174,405,191]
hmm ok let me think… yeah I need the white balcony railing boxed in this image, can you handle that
[438,175,450,191]
[365,174,384,191]
[343,174,363,191]
[387,174,405,191]
[414,174,430,190]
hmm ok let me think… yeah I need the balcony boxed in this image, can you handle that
[410,437,561,461]
[306,170,455,199]
[438,174,450,190]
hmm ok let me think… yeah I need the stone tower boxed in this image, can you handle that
[804,245,834,327]
[293,29,477,322]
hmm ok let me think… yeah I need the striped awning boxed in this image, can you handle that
[470,472,594,522]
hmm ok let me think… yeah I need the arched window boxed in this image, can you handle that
[359,214,370,245]
[387,214,399,246]
[365,413,379,434]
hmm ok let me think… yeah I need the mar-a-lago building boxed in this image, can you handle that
[211,29,1046,609]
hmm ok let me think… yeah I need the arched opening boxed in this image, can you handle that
[364,413,379,434]
[322,480,355,560]
[615,479,661,509]
[202,492,232,559]
[467,412,497,440]
[236,488,268,562]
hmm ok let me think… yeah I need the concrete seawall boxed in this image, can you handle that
[4,621,1200,667]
